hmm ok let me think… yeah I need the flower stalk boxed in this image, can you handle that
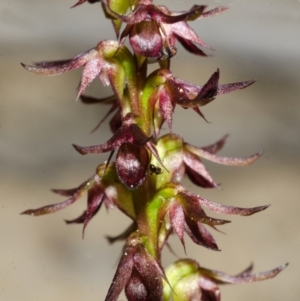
[21,1,287,300]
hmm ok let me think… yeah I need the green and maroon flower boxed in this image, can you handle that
[142,69,255,137]
[154,134,262,189]
[21,163,136,235]
[21,41,138,112]
[155,183,269,251]
[164,259,288,301]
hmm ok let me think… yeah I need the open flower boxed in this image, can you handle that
[73,113,164,189]
[105,231,169,301]
[21,40,136,103]
[21,163,136,235]
[156,183,269,251]
[101,0,226,59]
[164,259,288,301]
[154,134,262,190]
[145,69,255,136]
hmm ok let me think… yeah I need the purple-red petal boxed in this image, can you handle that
[116,143,149,189]
[82,184,105,236]
[21,48,98,76]
[198,196,270,216]
[186,143,263,166]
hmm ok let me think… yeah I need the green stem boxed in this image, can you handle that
[132,174,162,260]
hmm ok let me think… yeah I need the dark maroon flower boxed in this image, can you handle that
[147,69,255,136]
[101,0,224,59]
[73,113,164,189]
[165,259,288,301]
[157,183,269,252]
[105,231,169,301]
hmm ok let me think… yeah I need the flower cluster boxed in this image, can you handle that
[22,1,287,300]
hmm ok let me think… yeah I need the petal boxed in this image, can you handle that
[65,212,87,224]
[185,219,220,251]
[198,6,229,19]
[178,191,230,228]
[71,0,99,8]
[71,0,88,8]
[199,263,288,284]
[158,86,174,132]
[173,77,201,96]
[52,183,86,197]
[77,58,104,98]
[116,143,149,189]
[185,166,218,188]
[21,178,92,216]
[235,264,254,277]
[192,106,210,122]
[183,150,219,188]
[175,70,219,108]
[169,202,186,250]
[151,5,206,24]
[176,34,208,56]
[197,196,270,216]
[82,184,105,236]
[80,94,116,104]
[103,3,206,25]
[73,115,150,154]
[217,80,256,95]
[21,48,98,76]
[104,246,135,301]
[201,135,229,154]
[171,21,212,49]
[185,143,263,166]
[195,69,219,101]
[105,58,125,101]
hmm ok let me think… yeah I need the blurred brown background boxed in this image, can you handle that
[1,0,299,300]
